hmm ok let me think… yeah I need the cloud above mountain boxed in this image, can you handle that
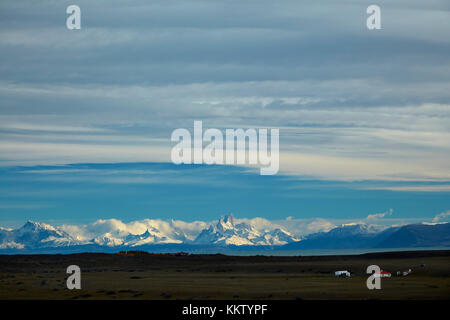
[58,215,298,244]
[60,218,208,243]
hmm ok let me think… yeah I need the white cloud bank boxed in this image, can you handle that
[59,218,209,242]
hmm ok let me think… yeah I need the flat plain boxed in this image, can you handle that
[0,250,449,300]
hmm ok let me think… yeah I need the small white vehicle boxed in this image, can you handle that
[334,270,351,277]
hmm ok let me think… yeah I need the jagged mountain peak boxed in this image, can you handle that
[10,220,77,249]
[222,213,234,224]
[21,220,57,232]
[120,227,184,247]
[194,215,299,246]
[217,214,235,231]
[141,229,152,238]
[16,220,65,239]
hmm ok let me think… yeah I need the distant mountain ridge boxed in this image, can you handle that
[282,222,450,250]
[375,223,450,248]
[0,216,449,253]
[0,214,300,251]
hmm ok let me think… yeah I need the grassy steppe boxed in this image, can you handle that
[0,250,449,300]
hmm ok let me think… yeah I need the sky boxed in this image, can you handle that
[0,0,449,230]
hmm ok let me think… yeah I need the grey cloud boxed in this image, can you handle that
[0,0,449,86]
[0,0,449,181]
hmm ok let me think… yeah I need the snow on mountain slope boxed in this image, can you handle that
[123,228,183,246]
[307,223,386,239]
[193,214,300,246]
[1,218,448,251]
[282,223,396,250]
[5,221,79,249]
[256,228,301,245]
[0,215,300,249]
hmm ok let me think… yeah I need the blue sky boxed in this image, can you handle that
[0,1,449,228]
[0,163,449,228]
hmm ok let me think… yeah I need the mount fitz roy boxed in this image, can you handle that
[194,214,300,246]
[0,214,449,253]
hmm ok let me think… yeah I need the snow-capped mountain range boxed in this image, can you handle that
[1,215,449,252]
[0,214,300,250]
[0,221,78,249]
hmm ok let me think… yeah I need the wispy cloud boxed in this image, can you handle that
[366,209,393,220]
[432,210,450,223]
[367,186,450,192]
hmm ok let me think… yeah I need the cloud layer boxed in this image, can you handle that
[0,0,449,183]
